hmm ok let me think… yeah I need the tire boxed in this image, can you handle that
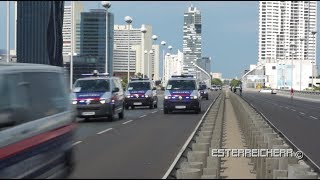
[149,102,154,109]
[206,96,209,100]
[118,106,124,119]
[164,108,169,114]
[125,105,129,110]
[195,104,201,114]
[154,102,158,108]
[131,106,135,110]
[107,108,114,121]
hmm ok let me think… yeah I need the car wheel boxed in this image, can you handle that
[164,108,169,114]
[125,105,129,110]
[107,108,114,121]
[206,96,209,100]
[149,102,154,109]
[154,101,158,108]
[119,105,124,119]
[131,106,135,110]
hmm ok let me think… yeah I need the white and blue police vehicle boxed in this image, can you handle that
[71,70,125,121]
[163,75,202,114]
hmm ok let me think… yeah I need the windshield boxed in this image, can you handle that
[166,80,196,90]
[74,79,110,92]
[127,82,151,91]
[200,84,207,90]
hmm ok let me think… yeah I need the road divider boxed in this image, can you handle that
[163,92,224,179]
[231,92,319,179]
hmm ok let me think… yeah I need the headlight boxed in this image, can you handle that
[145,95,149,98]
[126,95,131,98]
[190,96,198,99]
[100,99,106,104]
[164,95,170,99]
[72,100,77,104]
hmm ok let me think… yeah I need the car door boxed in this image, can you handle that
[111,79,122,113]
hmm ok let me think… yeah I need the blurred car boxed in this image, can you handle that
[259,88,273,94]
[217,85,222,90]
[199,84,209,100]
[71,70,125,121]
[163,75,201,114]
[124,78,158,109]
[211,85,219,91]
[0,62,76,179]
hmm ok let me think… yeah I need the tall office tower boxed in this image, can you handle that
[258,1,317,63]
[164,50,184,84]
[197,57,211,74]
[17,1,64,67]
[62,2,84,62]
[183,5,202,76]
[258,1,317,89]
[152,44,160,80]
[79,9,114,75]
[113,24,153,78]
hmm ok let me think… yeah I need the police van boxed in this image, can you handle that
[0,62,75,178]
[124,78,158,109]
[163,75,202,114]
[71,70,125,121]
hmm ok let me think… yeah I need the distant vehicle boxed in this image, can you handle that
[259,88,276,94]
[217,85,222,90]
[0,63,75,178]
[124,78,158,109]
[211,85,219,91]
[199,84,209,100]
[71,70,125,121]
[163,74,201,114]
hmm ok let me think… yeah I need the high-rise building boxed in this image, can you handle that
[258,1,317,90]
[79,9,114,75]
[197,57,211,74]
[152,44,160,80]
[183,5,202,76]
[17,1,64,67]
[113,24,153,78]
[62,2,84,63]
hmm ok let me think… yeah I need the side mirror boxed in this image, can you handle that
[112,87,120,93]
[152,87,156,90]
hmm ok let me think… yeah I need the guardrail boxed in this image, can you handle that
[163,92,224,179]
[231,92,320,178]
[276,89,320,95]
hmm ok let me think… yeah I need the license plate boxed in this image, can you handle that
[82,112,95,116]
[175,105,186,109]
[134,102,142,105]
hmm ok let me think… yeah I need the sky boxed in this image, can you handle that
[0,1,319,79]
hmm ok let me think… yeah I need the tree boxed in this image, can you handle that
[211,78,223,85]
[230,79,241,87]
[121,76,128,89]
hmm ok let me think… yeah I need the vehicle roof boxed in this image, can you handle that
[0,62,63,73]
[168,77,196,81]
[76,76,120,81]
[129,80,152,83]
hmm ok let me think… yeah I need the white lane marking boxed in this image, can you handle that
[299,112,305,115]
[310,116,318,120]
[139,115,147,118]
[151,111,158,114]
[291,109,296,112]
[122,120,133,125]
[97,128,113,135]
[72,141,82,146]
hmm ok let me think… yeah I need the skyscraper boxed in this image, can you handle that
[79,9,114,75]
[183,5,202,76]
[197,57,211,74]
[62,2,84,62]
[17,1,64,67]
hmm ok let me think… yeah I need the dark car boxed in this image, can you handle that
[199,84,209,100]
[0,63,75,179]
[124,78,158,109]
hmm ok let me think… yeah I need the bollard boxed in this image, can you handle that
[199,131,214,137]
[192,143,210,154]
[187,151,208,167]
[176,168,202,179]
[180,162,204,173]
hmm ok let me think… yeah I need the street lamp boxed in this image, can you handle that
[311,29,317,90]
[101,1,111,74]
[161,41,166,82]
[141,26,147,77]
[6,1,10,63]
[299,37,305,91]
[125,16,133,82]
[290,42,297,91]
[69,52,77,89]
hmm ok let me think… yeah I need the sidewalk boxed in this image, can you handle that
[220,90,255,179]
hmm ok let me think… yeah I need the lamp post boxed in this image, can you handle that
[311,29,317,90]
[70,1,74,90]
[125,16,133,82]
[7,1,10,63]
[151,35,158,80]
[290,42,297,91]
[144,50,153,78]
[299,37,305,91]
[161,41,166,82]
[69,52,77,89]
[101,1,111,74]
[140,26,147,77]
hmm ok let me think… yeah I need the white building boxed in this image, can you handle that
[183,5,202,77]
[113,24,154,78]
[62,2,84,62]
[164,50,184,85]
[211,73,222,79]
[258,1,317,90]
[152,44,160,80]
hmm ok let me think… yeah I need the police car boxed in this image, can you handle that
[163,75,202,114]
[124,78,158,109]
[199,83,209,100]
[71,70,125,121]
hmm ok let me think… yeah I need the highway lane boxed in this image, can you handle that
[241,91,320,167]
[69,90,220,178]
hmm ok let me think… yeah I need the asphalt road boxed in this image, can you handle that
[68,90,221,178]
[241,91,320,167]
